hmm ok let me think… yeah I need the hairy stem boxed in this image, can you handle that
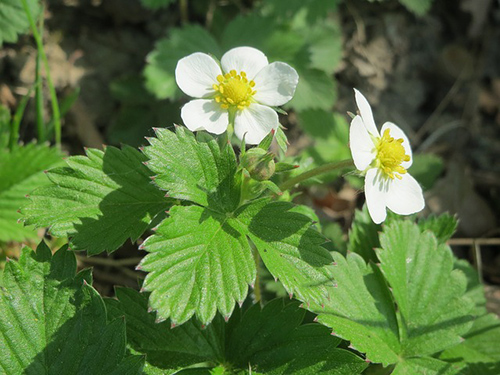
[279,159,354,191]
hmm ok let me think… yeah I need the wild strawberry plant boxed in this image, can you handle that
[1,27,499,375]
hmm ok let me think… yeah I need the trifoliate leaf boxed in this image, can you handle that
[0,241,144,374]
[417,212,457,244]
[139,0,175,10]
[316,221,475,370]
[140,204,255,325]
[399,0,434,16]
[0,144,61,242]
[106,289,367,374]
[22,145,170,254]
[144,25,221,99]
[143,126,240,212]
[0,0,39,46]
[347,204,381,263]
[236,198,335,307]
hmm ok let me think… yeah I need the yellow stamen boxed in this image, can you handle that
[213,70,256,110]
[375,129,411,179]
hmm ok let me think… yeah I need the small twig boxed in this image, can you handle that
[77,255,143,267]
[179,0,189,25]
[447,238,500,246]
[473,241,483,283]
[205,0,216,29]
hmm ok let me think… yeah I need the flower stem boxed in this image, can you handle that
[279,159,354,191]
[253,248,262,305]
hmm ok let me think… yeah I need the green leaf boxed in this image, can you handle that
[377,221,474,358]
[392,357,463,375]
[408,153,444,190]
[140,0,175,10]
[0,241,143,374]
[144,25,221,100]
[287,68,337,111]
[107,289,367,374]
[0,0,39,46]
[315,221,475,370]
[237,198,335,306]
[0,144,61,242]
[440,313,500,364]
[140,204,255,325]
[399,0,434,16]
[347,205,381,263]
[144,126,240,212]
[22,145,170,254]
[417,212,457,244]
[454,259,486,315]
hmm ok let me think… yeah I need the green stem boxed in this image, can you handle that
[9,88,33,150]
[35,9,45,143]
[279,159,354,191]
[253,248,262,305]
[21,0,61,149]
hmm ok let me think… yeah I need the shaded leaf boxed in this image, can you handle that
[0,241,143,374]
[0,0,39,46]
[0,144,61,242]
[140,0,175,10]
[348,205,381,263]
[399,0,434,16]
[22,146,169,254]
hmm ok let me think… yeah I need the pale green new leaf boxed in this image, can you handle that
[0,144,61,242]
[143,127,240,211]
[144,25,221,99]
[0,241,143,374]
[22,145,169,254]
[377,221,474,357]
[140,204,255,325]
[0,0,39,46]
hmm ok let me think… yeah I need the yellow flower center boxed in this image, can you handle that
[375,129,411,180]
[213,70,256,110]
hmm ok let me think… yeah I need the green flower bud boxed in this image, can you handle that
[240,148,276,181]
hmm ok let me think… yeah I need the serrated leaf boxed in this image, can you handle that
[392,357,463,375]
[107,289,367,374]
[140,0,175,10]
[0,0,39,46]
[22,145,170,254]
[140,204,255,325]
[316,221,475,370]
[347,205,381,263]
[236,198,335,306]
[417,212,457,243]
[144,25,221,99]
[0,144,61,242]
[399,0,434,16]
[377,221,474,357]
[144,126,240,211]
[440,313,500,364]
[0,241,143,374]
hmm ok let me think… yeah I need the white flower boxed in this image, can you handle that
[349,89,425,224]
[175,46,299,144]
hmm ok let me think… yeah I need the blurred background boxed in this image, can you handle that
[0,0,499,312]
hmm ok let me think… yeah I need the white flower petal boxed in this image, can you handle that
[234,103,279,144]
[385,173,425,216]
[364,168,388,224]
[350,115,376,171]
[380,122,413,169]
[175,53,222,98]
[354,89,379,137]
[181,99,229,134]
[221,47,268,80]
[252,62,299,106]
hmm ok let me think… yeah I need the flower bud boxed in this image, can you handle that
[240,148,276,181]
